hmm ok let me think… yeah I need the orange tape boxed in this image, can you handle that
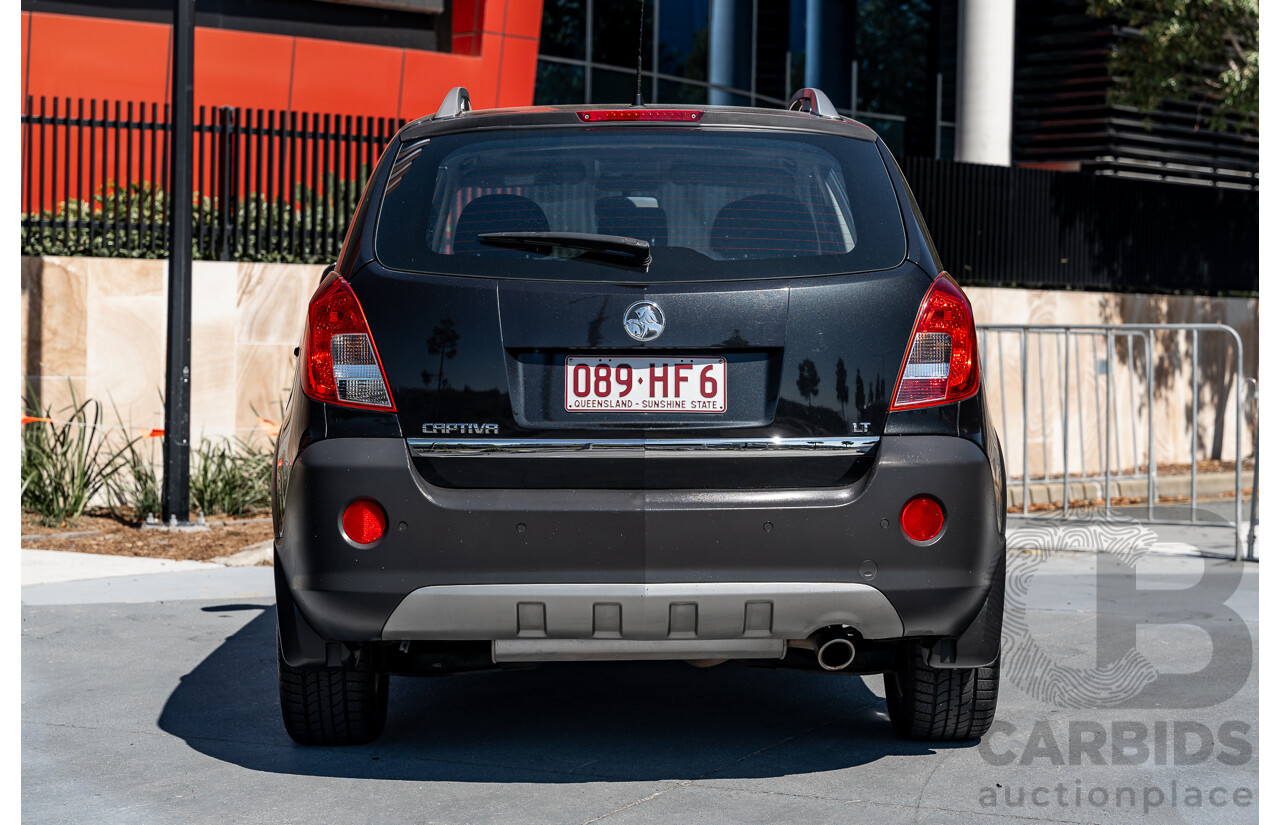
[143,428,165,438]
[20,416,54,425]
[257,417,280,437]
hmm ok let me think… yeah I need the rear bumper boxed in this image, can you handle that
[384,580,904,663]
[276,434,1003,659]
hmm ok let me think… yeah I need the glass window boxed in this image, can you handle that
[591,0,655,70]
[534,60,586,105]
[658,0,709,80]
[375,128,907,283]
[855,0,933,119]
[752,0,792,102]
[936,0,959,125]
[710,88,752,107]
[590,66,640,105]
[658,78,708,105]
[937,124,955,160]
[540,0,588,60]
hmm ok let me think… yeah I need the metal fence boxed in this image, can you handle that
[19,96,1261,296]
[901,157,1259,294]
[20,96,404,263]
[978,323,1257,560]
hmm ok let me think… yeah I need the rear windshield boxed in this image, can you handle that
[375,128,906,283]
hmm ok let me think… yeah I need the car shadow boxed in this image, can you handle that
[158,605,965,782]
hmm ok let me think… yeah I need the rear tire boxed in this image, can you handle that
[884,648,998,741]
[277,634,389,746]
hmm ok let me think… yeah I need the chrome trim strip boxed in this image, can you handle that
[406,436,879,459]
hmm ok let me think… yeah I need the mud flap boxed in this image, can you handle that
[275,552,348,669]
[924,549,1005,669]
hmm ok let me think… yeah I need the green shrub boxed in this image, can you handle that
[108,436,163,520]
[21,387,276,523]
[189,437,272,518]
[21,178,359,264]
[21,390,131,526]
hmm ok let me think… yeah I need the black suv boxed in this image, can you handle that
[272,87,1006,746]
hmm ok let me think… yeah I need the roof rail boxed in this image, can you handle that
[435,86,472,119]
[786,88,842,120]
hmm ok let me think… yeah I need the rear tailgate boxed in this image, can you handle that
[351,263,930,489]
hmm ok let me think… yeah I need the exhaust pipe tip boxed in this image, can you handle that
[816,637,856,671]
[804,627,857,671]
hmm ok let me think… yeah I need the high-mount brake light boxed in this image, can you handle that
[577,110,703,122]
[301,276,396,411]
[889,274,980,410]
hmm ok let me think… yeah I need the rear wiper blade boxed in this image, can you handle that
[477,231,651,270]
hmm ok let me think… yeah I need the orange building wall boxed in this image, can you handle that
[20,0,543,120]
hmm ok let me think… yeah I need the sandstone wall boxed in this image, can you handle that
[20,257,1257,477]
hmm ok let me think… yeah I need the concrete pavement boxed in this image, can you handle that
[23,548,223,585]
[22,527,1258,824]
[21,548,274,605]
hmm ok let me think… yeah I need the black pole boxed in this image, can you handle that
[162,0,195,524]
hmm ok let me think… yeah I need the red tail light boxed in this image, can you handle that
[342,499,387,545]
[577,109,703,122]
[889,274,980,410]
[301,276,396,411]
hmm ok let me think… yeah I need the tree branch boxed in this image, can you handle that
[1227,31,1248,63]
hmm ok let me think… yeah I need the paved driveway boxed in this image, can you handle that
[22,530,1257,824]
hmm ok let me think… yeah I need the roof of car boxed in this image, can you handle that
[396,103,882,144]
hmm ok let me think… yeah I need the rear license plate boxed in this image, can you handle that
[565,356,726,413]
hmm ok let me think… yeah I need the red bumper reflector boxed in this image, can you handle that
[577,109,703,122]
[342,500,387,545]
[900,496,945,543]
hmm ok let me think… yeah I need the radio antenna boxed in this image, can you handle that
[633,0,646,106]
